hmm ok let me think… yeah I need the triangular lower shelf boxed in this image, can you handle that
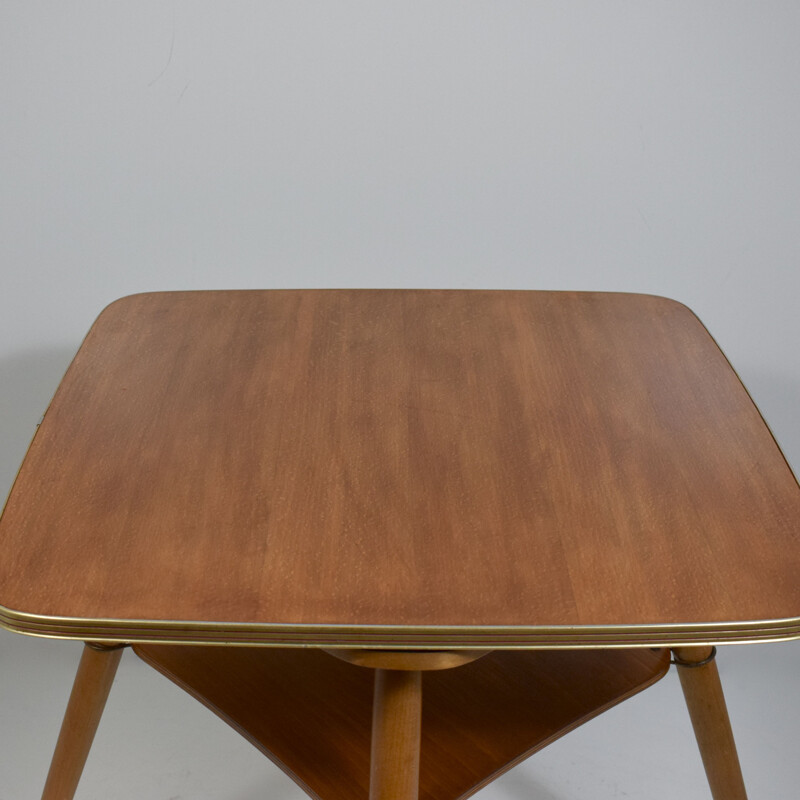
[133,645,669,800]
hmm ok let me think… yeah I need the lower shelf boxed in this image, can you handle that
[133,644,669,800]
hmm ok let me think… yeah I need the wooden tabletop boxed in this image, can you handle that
[1,290,798,648]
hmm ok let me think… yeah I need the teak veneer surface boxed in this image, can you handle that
[133,645,670,800]
[1,290,799,645]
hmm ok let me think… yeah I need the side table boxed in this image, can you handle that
[1,290,798,799]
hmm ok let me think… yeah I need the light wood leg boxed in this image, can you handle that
[41,643,125,800]
[673,646,747,800]
[369,668,422,800]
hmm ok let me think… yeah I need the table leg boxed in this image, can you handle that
[41,643,125,800]
[369,668,422,800]
[672,645,747,800]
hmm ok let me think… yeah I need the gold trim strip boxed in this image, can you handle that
[5,600,800,632]
[3,601,800,649]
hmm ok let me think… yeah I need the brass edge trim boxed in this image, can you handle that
[4,600,800,631]
[9,630,800,650]
[6,627,800,649]
[9,620,800,642]
[9,627,800,649]
[5,619,800,640]
[2,601,800,648]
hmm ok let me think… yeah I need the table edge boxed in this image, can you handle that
[3,603,800,648]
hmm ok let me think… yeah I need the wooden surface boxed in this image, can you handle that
[133,645,670,800]
[40,645,123,800]
[326,650,488,671]
[673,646,748,800]
[1,290,799,646]
[369,668,422,800]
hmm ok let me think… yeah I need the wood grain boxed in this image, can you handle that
[673,645,748,799]
[133,645,670,800]
[41,644,123,800]
[370,668,422,800]
[1,290,798,646]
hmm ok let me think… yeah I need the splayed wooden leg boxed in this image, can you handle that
[41,643,125,800]
[673,646,747,800]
